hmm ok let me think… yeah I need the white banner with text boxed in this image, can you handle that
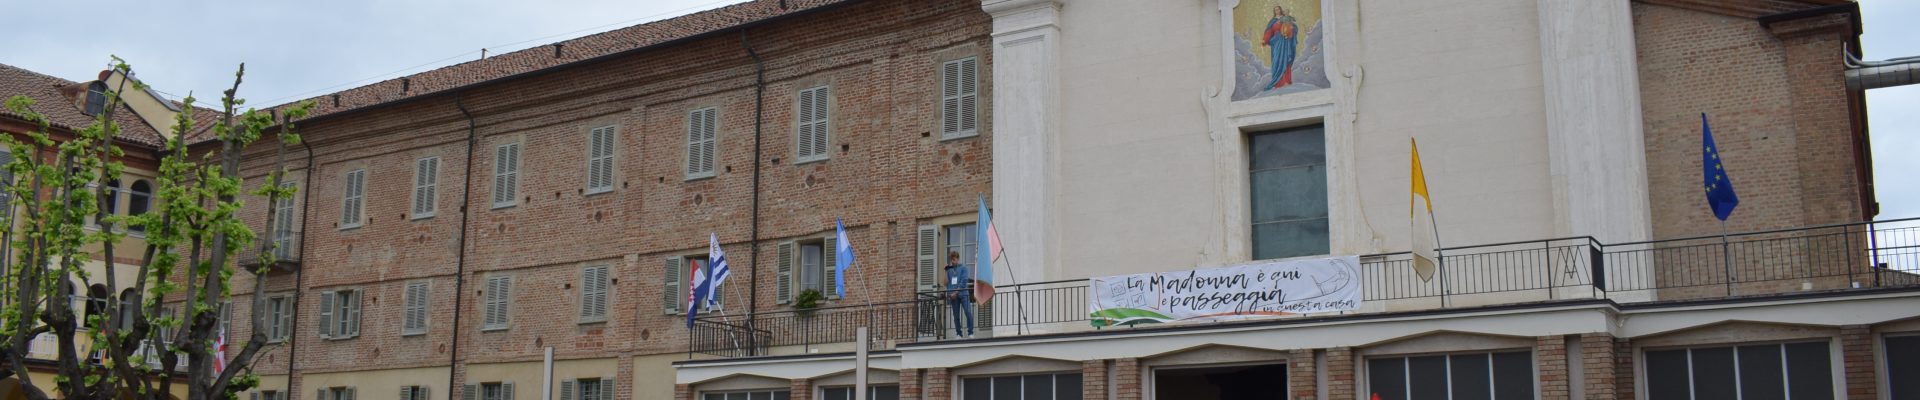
[1087,255,1362,326]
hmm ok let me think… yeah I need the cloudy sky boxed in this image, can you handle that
[1,0,1915,222]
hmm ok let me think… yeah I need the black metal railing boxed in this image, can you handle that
[237,230,300,270]
[690,218,1920,357]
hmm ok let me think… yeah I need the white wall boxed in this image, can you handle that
[988,0,1652,283]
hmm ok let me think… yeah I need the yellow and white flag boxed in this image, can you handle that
[1411,138,1439,282]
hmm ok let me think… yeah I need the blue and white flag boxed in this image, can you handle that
[706,233,731,307]
[834,219,854,298]
[1702,114,1740,221]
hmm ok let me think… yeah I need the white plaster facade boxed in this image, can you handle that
[984,0,1655,284]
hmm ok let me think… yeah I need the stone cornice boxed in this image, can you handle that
[981,0,1061,17]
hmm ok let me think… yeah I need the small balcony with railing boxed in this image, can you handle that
[687,219,1920,358]
[236,230,301,272]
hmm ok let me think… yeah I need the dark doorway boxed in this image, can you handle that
[1152,364,1288,400]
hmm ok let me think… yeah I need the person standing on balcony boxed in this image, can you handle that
[945,251,976,339]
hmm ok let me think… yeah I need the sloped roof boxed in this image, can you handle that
[0,63,170,148]
[258,0,849,129]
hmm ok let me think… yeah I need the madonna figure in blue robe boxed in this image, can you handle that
[1261,5,1299,89]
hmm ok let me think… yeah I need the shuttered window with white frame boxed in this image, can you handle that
[412,157,439,219]
[400,386,429,400]
[940,57,979,140]
[795,86,831,162]
[267,295,291,342]
[483,276,511,330]
[685,108,718,179]
[579,265,609,323]
[586,125,617,194]
[339,169,365,228]
[403,282,429,335]
[492,142,521,209]
[270,182,296,257]
[318,289,361,339]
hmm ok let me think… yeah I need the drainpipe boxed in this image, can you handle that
[449,91,480,394]
[740,28,766,345]
[286,134,317,387]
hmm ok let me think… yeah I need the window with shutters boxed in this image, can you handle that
[795,86,831,163]
[663,257,683,315]
[127,180,151,233]
[483,276,512,331]
[492,142,521,209]
[265,295,291,342]
[1248,125,1329,260]
[403,282,429,336]
[562,378,615,400]
[270,182,297,259]
[822,386,900,400]
[1643,342,1834,400]
[339,169,366,229]
[412,157,439,219]
[400,386,429,400]
[685,107,718,180]
[579,265,610,323]
[780,235,842,304]
[1367,351,1533,400]
[939,57,980,140]
[474,382,512,400]
[318,290,361,340]
[702,390,791,400]
[585,125,618,194]
[317,387,355,400]
[959,373,1081,400]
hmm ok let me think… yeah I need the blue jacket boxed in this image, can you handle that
[944,264,972,302]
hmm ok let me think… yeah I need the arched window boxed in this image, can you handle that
[128,180,151,232]
[84,82,107,116]
[119,289,137,330]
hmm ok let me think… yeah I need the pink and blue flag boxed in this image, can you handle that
[976,196,1003,302]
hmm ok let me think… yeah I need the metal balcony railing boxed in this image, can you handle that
[689,218,1920,358]
[237,230,300,271]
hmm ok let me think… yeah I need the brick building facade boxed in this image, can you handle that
[197,0,994,399]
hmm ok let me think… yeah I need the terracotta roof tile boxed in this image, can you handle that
[0,63,169,149]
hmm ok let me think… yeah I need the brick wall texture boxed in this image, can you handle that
[204,0,991,397]
[1633,2,1871,299]
[1081,360,1107,400]
[1288,349,1316,400]
[1114,358,1141,400]
[1536,336,1570,400]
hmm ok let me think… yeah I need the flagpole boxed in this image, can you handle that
[1720,219,1733,297]
[1429,209,1448,308]
[994,250,1030,336]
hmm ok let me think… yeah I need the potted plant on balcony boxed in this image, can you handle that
[793,289,825,317]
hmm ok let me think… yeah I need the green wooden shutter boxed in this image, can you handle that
[462,384,477,400]
[597,378,613,400]
[316,389,326,400]
[917,225,939,291]
[318,291,335,338]
[345,289,361,337]
[776,242,793,304]
[823,235,840,300]
[400,387,413,400]
[500,382,514,400]
[663,257,683,314]
[560,380,575,400]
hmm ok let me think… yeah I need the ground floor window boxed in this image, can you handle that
[1644,342,1833,400]
[821,385,900,400]
[1153,364,1287,400]
[1368,351,1533,400]
[1889,335,1920,400]
[960,373,1082,400]
[702,390,790,400]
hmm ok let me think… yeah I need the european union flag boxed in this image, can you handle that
[1702,114,1739,221]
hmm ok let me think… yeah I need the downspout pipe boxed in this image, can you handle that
[287,134,317,385]
[741,28,766,352]
[449,91,480,394]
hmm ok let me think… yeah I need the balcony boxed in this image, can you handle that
[689,219,1920,358]
[237,230,300,272]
